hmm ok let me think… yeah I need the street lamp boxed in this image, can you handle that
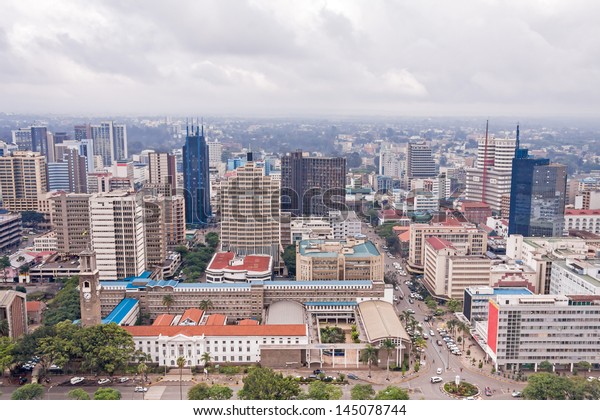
[46,385,53,400]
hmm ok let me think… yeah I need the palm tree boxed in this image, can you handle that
[199,299,213,313]
[137,362,148,400]
[200,352,212,369]
[362,344,379,378]
[400,310,414,329]
[176,356,186,400]
[380,339,396,381]
[457,321,469,352]
[0,256,10,283]
[162,295,175,314]
[446,319,458,337]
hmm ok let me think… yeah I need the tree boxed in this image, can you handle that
[374,385,410,400]
[67,388,90,400]
[38,320,81,374]
[188,383,211,400]
[320,326,345,343]
[238,367,301,400]
[162,295,175,313]
[177,356,186,400]
[0,256,10,283]
[20,211,44,228]
[447,299,462,313]
[539,361,553,373]
[522,373,572,400]
[361,344,379,378]
[43,276,80,326]
[281,245,296,277]
[15,285,26,294]
[79,323,135,375]
[209,384,233,400]
[18,265,30,276]
[380,339,396,381]
[11,383,45,400]
[350,384,375,400]
[205,232,220,249]
[201,352,212,367]
[93,387,121,400]
[425,296,437,311]
[457,321,470,351]
[138,362,148,387]
[0,337,15,375]
[305,380,342,400]
[399,311,415,329]
[0,320,9,337]
[199,299,213,312]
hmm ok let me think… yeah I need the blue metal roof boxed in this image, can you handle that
[146,279,179,288]
[102,298,138,325]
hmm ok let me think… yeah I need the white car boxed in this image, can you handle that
[430,376,443,383]
[70,377,85,385]
[430,330,435,336]
[134,386,148,392]
[119,377,130,383]
[437,368,443,375]
[98,378,111,385]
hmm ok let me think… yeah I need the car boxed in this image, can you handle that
[430,376,443,383]
[430,330,435,336]
[436,368,443,375]
[70,377,85,385]
[134,386,148,392]
[347,373,359,380]
[463,396,476,400]
[485,387,492,396]
[119,377,130,383]
[437,340,443,346]
[453,351,462,356]
[587,376,597,382]
[98,378,111,385]
[407,309,415,314]
[408,298,414,304]
[308,374,318,379]
[511,391,523,398]
[423,334,429,340]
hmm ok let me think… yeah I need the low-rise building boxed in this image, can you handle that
[549,259,600,296]
[206,252,273,283]
[0,290,27,339]
[33,231,57,252]
[26,300,47,324]
[564,209,600,235]
[0,213,22,251]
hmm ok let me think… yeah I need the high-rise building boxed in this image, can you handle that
[30,126,48,156]
[0,290,27,339]
[406,142,436,184]
[508,145,567,237]
[11,128,32,151]
[219,161,280,258]
[465,127,516,215]
[281,150,346,217]
[148,152,177,195]
[50,193,91,256]
[207,140,223,170]
[53,132,68,144]
[89,191,146,280]
[182,125,211,226]
[74,124,91,141]
[90,122,127,166]
[0,151,48,212]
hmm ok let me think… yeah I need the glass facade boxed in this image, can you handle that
[182,125,211,226]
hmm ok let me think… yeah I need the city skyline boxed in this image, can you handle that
[1,1,600,117]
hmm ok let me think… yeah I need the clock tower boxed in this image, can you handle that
[79,249,102,326]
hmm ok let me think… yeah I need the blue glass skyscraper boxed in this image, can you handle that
[182,124,211,226]
[508,135,567,237]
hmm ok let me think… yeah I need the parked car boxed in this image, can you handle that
[134,386,148,392]
[430,376,443,383]
[98,378,111,385]
[313,369,323,375]
[511,391,523,398]
[347,373,359,380]
[485,387,492,396]
[407,309,415,314]
[70,377,85,385]
[436,368,443,375]
[430,330,435,336]
[119,377,130,383]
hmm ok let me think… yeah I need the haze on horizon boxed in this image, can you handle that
[2,0,600,118]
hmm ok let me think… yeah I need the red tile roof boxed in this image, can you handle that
[123,324,307,337]
[426,236,455,251]
[239,319,259,326]
[179,308,204,325]
[208,252,271,272]
[565,209,600,215]
[205,314,227,326]
[397,230,411,242]
[460,201,491,209]
[26,301,44,312]
[153,314,175,326]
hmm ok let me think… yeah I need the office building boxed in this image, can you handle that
[465,133,516,215]
[508,146,567,237]
[47,162,70,191]
[11,128,33,151]
[296,238,384,281]
[90,121,128,166]
[0,151,48,212]
[281,150,346,217]
[0,290,27,339]
[549,259,600,296]
[206,252,273,283]
[220,161,280,258]
[564,209,600,235]
[182,125,211,226]
[463,286,532,331]
[89,191,146,280]
[0,213,22,251]
[423,237,491,299]
[148,152,177,194]
[407,217,487,272]
[406,142,436,185]
[50,193,91,256]
[486,294,600,372]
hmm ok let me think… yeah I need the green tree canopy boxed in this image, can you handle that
[43,277,80,326]
[209,384,233,400]
[238,367,301,400]
[188,383,211,400]
[0,337,15,375]
[11,383,45,400]
[374,385,410,400]
[447,299,462,313]
[523,373,574,400]
[79,323,135,375]
[93,387,121,400]
[281,245,296,277]
[205,232,220,249]
[320,326,346,344]
[305,381,342,400]
[350,384,375,400]
[68,388,90,400]
[38,320,81,373]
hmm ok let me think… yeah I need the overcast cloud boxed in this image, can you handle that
[1,0,600,117]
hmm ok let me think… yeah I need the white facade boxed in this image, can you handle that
[126,325,309,367]
[89,191,146,280]
[564,209,600,235]
[549,259,600,296]
[33,231,57,252]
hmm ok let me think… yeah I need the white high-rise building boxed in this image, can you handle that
[89,191,146,280]
[465,135,516,216]
[91,122,127,166]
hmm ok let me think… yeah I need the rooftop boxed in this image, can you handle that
[207,252,272,273]
[298,239,380,258]
[265,300,306,325]
[153,314,175,326]
[358,300,410,343]
[102,298,138,325]
[565,209,600,216]
[123,324,307,337]
[426,236,455,251]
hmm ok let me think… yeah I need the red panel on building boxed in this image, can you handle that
[487,300,499,355]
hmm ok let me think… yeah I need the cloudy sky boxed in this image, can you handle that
[1,0,600,117]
